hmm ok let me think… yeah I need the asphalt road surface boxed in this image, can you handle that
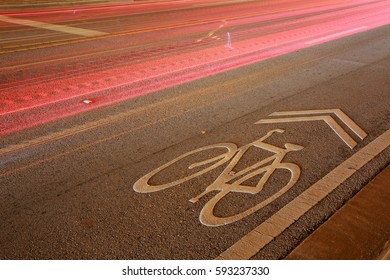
[0,0,389,259]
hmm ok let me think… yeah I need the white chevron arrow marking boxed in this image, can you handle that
[256,109,367,149]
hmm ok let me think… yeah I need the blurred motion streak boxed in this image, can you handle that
[1,0,390,135]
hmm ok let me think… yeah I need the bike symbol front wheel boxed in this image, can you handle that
[197,162,301,226]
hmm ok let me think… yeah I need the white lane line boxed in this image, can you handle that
[0,15,107,37]
[305,26,368,45]
[217,128,390,259]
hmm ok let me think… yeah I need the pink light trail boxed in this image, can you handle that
[1,0,389,135]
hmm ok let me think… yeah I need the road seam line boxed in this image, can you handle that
[217,128,390,259]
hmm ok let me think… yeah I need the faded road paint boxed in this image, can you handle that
[0,15,107,37]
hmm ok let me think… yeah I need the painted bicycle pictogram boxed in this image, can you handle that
[134,129,304,226]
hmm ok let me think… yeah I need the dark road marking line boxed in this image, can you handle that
[217,128,390,259]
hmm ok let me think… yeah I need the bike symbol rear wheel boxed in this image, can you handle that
[133,143,238,193]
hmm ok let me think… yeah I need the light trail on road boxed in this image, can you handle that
[1,0,390,135]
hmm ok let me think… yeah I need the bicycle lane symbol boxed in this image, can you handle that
[133,109,367,227]
[134,128,303,226]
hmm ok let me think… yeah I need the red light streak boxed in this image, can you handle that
[0,0,192,17]
[1,0,390,135]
